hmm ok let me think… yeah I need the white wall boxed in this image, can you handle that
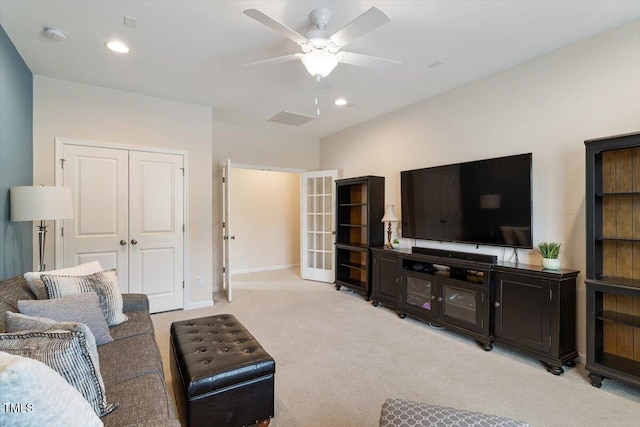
[230,169,300,273]
[33,76,214,308]
[212,121,319,290]
[320,21,640,356]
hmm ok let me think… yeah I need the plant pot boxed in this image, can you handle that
[542,258,560,270]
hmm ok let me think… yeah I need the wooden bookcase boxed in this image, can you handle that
[334,176,384,299]
[585,131,640,388]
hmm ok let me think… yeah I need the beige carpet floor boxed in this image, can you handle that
[151,268,640,427]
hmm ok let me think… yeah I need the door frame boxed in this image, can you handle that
[219,162,306,289]
[54,137,190,310]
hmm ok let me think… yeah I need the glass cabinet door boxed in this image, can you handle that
[439,278,482,332]
[403,272,437,319]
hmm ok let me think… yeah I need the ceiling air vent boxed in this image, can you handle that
[268,111,316,126]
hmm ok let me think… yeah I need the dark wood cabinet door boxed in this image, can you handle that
[374,253,400,302]
[495,273,551,353]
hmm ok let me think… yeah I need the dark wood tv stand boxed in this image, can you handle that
[371,247,579,374]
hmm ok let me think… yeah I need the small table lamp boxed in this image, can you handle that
[10,186,73,272]
[381,204,399,249]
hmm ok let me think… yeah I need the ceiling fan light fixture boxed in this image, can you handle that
[301,50,338,78]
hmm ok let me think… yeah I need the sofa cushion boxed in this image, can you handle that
[0,330,117,417]
[0,275,35,333]
[0,351,103,427]
[98,333,163,385]
[4,312,101,368]
[41,269,128,326]
[102,371,179,427]
[24,261,103,300]
[109,310,154,341]
[16,292,113,345]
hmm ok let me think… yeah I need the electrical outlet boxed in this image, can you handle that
[196,275,203,286]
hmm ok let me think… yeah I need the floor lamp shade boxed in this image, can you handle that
[10,186,73,272]
[10,186,73,222]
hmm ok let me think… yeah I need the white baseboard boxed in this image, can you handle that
[185,300,214,310]
[231,263,299,275]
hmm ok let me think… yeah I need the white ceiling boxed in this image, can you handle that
[1,1,638,139]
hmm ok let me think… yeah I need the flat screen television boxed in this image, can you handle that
[401,153,532,248]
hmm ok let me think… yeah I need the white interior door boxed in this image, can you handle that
[61,145,129,292]
[221,159,232,302]
[129,151,184,313]
[301,170,339,282]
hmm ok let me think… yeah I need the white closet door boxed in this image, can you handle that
[62,145,129,292]
[128,151,184,313]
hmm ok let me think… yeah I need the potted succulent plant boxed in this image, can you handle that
[392,238,400,249]
[537,241,561,270]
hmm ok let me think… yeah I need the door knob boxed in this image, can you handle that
[131,239,138,245]
[431,295,436,300]
[494,302,501,308]
[223,236,228,240]
[230,236,236,240]
[120,240,127,246]
[437,297,443,302]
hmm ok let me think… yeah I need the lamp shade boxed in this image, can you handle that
[10,186,73,221]
[381,204,399,222]
[301,50,339,78]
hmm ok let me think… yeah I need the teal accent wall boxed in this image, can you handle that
[0,25,33,279]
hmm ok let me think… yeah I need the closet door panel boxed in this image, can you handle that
[62,145,129,292]
[129,151,184,312]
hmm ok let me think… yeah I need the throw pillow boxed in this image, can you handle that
[15,292,113,345]
[24,261,103,300]
[41,269,128,326]
[4,312,101,369]
[0,330,118,417]
[0,351,103,427]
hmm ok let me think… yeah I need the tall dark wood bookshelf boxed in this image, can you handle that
[334,176,384,300]
[585,131,640,388]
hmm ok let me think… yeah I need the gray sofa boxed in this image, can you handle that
[0,274,179,427]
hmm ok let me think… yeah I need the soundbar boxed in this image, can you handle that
[411,247,497,264]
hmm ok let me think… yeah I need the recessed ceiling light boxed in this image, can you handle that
[334,98,348,106]
[105,40,130,53]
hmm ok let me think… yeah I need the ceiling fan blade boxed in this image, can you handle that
[244,9,308,45]
[338,51,401,71]
[243,53,302,67]
[329,7,390,47]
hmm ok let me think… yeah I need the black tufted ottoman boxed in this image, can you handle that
[170,314,275,427]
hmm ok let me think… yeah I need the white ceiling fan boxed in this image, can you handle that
[243,7,401,80]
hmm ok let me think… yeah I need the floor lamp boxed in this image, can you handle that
[10,186,74,272]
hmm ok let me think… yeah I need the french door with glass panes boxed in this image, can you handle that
[301,170,339,282]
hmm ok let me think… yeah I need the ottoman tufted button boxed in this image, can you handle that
[230,331,239,335]
[245,348,254,354]
[196,347,207,353]
[195,338,203,342]
[221,347,229,352]
[237,339,245,344]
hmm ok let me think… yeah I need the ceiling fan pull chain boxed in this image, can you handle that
[315,76,321,116]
